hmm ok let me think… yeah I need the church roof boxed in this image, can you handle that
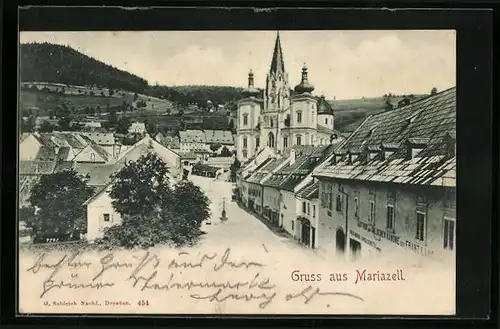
[270,32,285,75]
[317,96,334,115]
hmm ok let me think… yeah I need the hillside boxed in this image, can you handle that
[330,94,428,132]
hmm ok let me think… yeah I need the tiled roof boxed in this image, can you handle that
[316,87,456,187]
[35,134,57,147]
[204,130,234,144]
[89,143,110,162]
[262,173,290,188]
[54,161,75,172]
[56,147,71,161]
[73,163,121,186]
[179,130,206,143]
[246,172,268,183]
[19,175,40,206]
[79,132,115,146]
[280,174,307,192]
[180,152,199,160]
[35,146,57,161]
[296,181,320,200]
[19,161,57,174]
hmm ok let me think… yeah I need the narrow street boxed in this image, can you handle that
[188,175,331,265]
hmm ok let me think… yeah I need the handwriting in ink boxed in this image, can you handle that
[213,248,264,272]
[285,285,364,304]
[92,253,134,281]
[190,288,278,309]
[40,280,114,299]
[168,251,218,269]
[128,251,161,287]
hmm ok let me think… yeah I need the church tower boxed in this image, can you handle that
[261,32,290,153]
[236,69,263,161]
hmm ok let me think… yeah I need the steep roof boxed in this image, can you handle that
[179,130,206,143]
[269,31,285,75]
[296,181,320,200]
[19,161,57,175]
[79,132,115,145]
[317,96,334,115]
[204,130,234,145]
[315,87,456,187]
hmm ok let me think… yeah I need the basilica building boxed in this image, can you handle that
[236,32,342,161]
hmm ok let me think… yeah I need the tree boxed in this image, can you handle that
[109,152,173,217]
[97,153,210,249]
[220,146,232,157]
[133,92,139,101]
[39,121,55,133]
[145,119,158,136]
[21,116,36,133]
[27,170,94,237]
[385,100,393,111]
[209,143,222,153]
[19,206,36,236]
[116,117,132,135]
[431,87,438,95]
[229,157,241,182]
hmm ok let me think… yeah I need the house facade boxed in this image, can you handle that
[314,87,456,263]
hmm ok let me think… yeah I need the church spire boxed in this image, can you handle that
[269,31,285,75]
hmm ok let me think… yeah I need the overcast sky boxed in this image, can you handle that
[20,30,455,100]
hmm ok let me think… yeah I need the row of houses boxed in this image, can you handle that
[156,129,236,154]
[237,87,456,264]
[19,132,183,241]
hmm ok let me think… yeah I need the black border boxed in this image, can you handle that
[1,4,495,327]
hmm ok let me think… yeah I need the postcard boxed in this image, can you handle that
[18,29,456,315]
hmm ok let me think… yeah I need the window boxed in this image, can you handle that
[386,205,395,231]
[256,137,260,148]
[243,137,248,148]
[270,118,274,128]
[443,217,455,250]
[283,136,288,148]
[90,153,96,162]
[296,135,302,146]
[302,202,307,214]
[313,205,316,218]
[307,203,311,215]
[354,197,360,219]
[327,188,333,217]
[243,113,248,125]
[336,194,343,212]
[416,212,427,242]
[311,104,315,109]
[297,111,302,123]
[368,201,375,224]
[325,118,328,125]
[103,214,110,222]
[292,220,295,231]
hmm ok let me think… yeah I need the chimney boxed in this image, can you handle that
[289,148,296,165]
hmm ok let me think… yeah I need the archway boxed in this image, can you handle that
[268,132,275,148]
[336,228,346,253]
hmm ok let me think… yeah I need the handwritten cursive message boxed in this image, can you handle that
[24,248,364,310]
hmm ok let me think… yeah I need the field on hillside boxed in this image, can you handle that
[331,95,427,132]
[20,83,174,117]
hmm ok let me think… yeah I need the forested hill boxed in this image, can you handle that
[20,42,149,93]
[20,42,243,106]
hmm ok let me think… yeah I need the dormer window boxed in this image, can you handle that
[445,131,456,158]
[406,138,430,159]
[381,143,400,160]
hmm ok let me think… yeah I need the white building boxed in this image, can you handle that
[179,130,207,152]
[128,122,146,134]
[236,32,343,162]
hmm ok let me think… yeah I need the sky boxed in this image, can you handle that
[20,30,456,100]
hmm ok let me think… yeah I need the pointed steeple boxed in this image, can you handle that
[270,31,285,74]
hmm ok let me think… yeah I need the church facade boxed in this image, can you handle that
[236,32,342,162]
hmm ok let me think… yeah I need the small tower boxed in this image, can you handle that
[294,63,315,95]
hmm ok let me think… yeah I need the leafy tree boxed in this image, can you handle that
[19,206,36,233]
[26,170,94,237]
[385,100,393,111]
[431,87,438,95]
[145,119,158,136]
[209,143,222,153]
[220,146,232,157]
[229,157,241,182]
[116,116,132,135]
[133,92,139,101]
[97,153,210,249]
[21,116,36,133]
[39,121,56,133]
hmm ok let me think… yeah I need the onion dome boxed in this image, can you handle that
[242,69,261,98]
[317,95,334,115]
[294,63,315,94]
